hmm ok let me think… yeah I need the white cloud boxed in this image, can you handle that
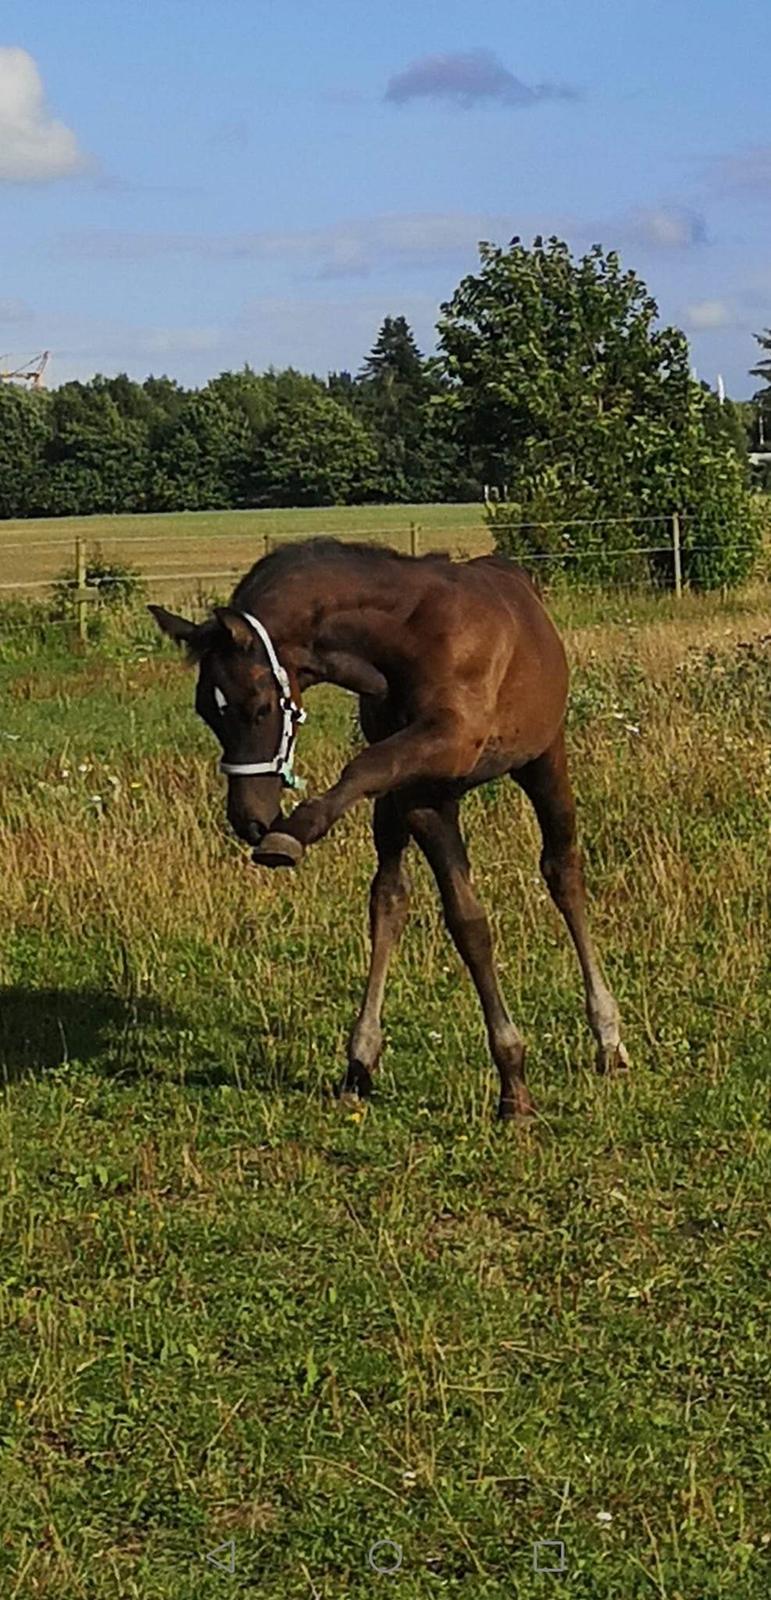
[61,211,530,279]
[626,206,706,250]
[61,203,711,284]
[0,46,85,182]
[10,298,442,387]
[686,299,732,330]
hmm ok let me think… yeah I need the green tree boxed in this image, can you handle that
[749,330,771,490]
[43,383,149,516]
[0,385,51,517]
[257,387,379,506]
[356,317,439,500]
[150,388,251,510]
[438,236,757,588]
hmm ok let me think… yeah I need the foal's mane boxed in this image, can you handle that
[231,535,451,607]
[187,538,454,660]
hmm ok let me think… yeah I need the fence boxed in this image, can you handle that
[0,511,764,645]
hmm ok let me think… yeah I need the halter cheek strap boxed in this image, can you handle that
[218,610,306,788]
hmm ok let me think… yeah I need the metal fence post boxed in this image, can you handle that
[672,512,682,598]
[75,536,88,643]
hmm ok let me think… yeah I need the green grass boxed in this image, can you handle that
[0,584,770,1597]
[0,503,489,596]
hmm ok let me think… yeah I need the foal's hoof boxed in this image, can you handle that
[497,1087,536,1122]
[596,1040,630,1075]
[252,831,305,869]
[336,1061,374,1100]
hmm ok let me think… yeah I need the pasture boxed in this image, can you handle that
[0,504,489,595]
[0,541,769,1597]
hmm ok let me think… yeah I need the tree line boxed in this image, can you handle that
[1,236,767,588]
[0,318,470,520]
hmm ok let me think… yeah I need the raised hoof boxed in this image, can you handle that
[252,831,305,869]
[596,1040,630,1075]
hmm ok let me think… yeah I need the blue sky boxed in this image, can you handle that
[2,0,771,394]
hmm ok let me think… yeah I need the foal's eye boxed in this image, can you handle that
[213,687,227,714]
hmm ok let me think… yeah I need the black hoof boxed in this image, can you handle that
[336,1061,374,1100]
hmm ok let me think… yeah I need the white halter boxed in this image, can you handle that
[218,611,306,788]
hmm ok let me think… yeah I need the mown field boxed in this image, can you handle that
[0,566,770,1598]
[0,504,489,595]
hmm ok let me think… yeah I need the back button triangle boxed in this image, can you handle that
[205,1538,236,1574]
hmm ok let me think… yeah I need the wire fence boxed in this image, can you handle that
[0,511,766,646]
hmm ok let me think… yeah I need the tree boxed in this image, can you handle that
[150,388,251,510]
[437,236,758,588]
[357,317,449,501]
[42,383,150,516]
[750,328,771,415]
[257,387,380,506]
[749,330,771,489]
[0,385,51,517]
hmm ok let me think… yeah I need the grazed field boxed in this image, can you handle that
[0,580,769,1598]
[0,504,488,594]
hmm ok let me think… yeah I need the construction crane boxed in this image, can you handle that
[0,351,50,389]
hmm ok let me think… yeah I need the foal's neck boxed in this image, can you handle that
[257,565,397,648]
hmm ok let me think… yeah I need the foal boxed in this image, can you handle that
[151,538,626,1118]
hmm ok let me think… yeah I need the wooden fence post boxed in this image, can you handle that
[409,521,420,557]
[264,533,272,557]
[672,512,682,599]
[75,537,88,644]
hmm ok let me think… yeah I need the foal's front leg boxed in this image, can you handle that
[253,718,473,867]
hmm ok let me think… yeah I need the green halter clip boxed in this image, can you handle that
[280,761,306,791]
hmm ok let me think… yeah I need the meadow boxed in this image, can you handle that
[0,503,488,594]
[0,532,769,1597]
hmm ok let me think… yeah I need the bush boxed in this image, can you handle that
[52,545,146,617]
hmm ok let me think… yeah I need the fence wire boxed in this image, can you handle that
[0,513,766,639]
[0,508,683,557]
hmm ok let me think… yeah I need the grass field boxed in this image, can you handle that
[0,569,770,1597]
[0,504,490,595]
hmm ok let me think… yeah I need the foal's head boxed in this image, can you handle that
[150,604,293,846]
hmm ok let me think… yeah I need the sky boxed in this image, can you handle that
[2,0,771,396]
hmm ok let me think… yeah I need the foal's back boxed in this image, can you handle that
[397,553,569,767]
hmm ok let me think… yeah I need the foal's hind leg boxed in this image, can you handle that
[514,729,628,1074]
[342,795,411,1100]
[406,800,532,1121]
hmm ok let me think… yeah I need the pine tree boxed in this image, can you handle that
[357,318,435,500]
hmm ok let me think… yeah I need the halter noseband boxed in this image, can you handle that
[218,611,306,789]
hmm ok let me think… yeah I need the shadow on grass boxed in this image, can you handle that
[0,984,312,1095]
[0,985,183,1084]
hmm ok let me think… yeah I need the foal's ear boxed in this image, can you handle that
[214,607,256,651]
[148,605,197,645]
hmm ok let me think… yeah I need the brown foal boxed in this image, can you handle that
[150,538,627,1118]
